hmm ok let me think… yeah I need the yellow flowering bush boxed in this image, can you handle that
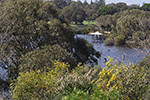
[10,58,150,100]
[10,61,69,100]
[96,56,150,99]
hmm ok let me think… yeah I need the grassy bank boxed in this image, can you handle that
[70,21,97,28]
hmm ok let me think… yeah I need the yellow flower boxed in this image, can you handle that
[106,81,110,87]
[116,69,119,72]
[100,89,103,92]
[37,70,40,73]
[106,60,111,66]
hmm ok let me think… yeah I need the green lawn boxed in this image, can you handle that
[82,21,96,25]
[69,21,97,28]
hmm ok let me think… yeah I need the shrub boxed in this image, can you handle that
[96,57,150,99]
[114,35,126,45]
[62,85,121,100]
[81,25,96,34]
[91,85,121,100]
[62,88,90,100]
[54,64,99,99]
[132,31,146,41]
[10,58,150,100]
[137,55,150,67]
[104,38,114,46]
[118,28,132,38]
[19,45,74,72]
[10,61,70,100]
[10,62,101,100]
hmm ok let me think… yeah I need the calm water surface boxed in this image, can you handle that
[76,34,148,67]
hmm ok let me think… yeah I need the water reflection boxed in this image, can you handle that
[77,34,148,68]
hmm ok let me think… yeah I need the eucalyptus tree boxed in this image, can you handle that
[0,0,97,81]
[141,3,150,11]
[60,1,86,24]
[0,0,63,80]
[52,0,72,9]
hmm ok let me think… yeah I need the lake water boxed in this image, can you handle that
[76,34,148,67]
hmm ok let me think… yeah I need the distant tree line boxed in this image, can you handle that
[95,3,150,48]
[51,0,150,26]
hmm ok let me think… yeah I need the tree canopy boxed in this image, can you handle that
[0,0,98,81]
[141,3,150,11]
[60,1,86,24]
[98,6,118,16]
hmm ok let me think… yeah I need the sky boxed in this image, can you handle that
[74,0,150,6]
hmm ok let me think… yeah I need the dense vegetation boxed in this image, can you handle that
[0,0,150,99]
[95,4,150,47]
[0,0,99,87]
[10,58,150,100]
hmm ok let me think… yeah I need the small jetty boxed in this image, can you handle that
[88,31,105,42]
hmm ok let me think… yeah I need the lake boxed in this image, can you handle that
[76,34,148,67]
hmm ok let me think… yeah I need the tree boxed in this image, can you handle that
[97,0,105,6]
[84,3,99,21]
[128,4,140,10]
[90,0,94,4]
[19,44,75,72]
[115,2,128,11]
[0,0,97,82]
[114,35,126,45]
[60,1,86,24]
[52,0,72,9]
[53,0,66,9]
[107,2,128,11]
[1,0,61,80]
[98,6,118,16]
[141,3,150,11]
[96,15,114,31]
[83,0,88,7]
[116,9,150,32]
[114,9,150,52]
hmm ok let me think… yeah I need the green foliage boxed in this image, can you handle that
[62,86,121,100]
[96,15,114,31]
[60,1,86,24]
[0,0,62,80]
[91,85,121,100]
[128,4,140,10]
[10,62,100,100]
[19,45,74,72]
[104,38,114,46]
[117,28,132,38]
[141,3,150,11]
[54,64,99,99]
[96,57,150,99]
[114,35,126,45]
[52,0,72,9]
[84,3,99,21]
[0,0,98,82]
[74,38,96,63]
[96,8,150,46]
[137,55,150,68]
[10,61,70,100]
[81,25,97,34]
[98,6,118,16]
[116,9,150,32]
[62,88,90,100]
[10,58,150,100]
[132,31,146,41]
